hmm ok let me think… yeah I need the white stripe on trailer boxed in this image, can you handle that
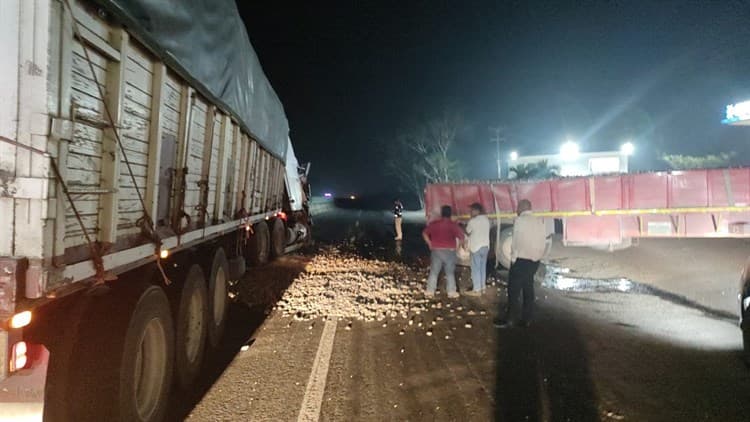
[62,210,280,283]
[297,320,337,422]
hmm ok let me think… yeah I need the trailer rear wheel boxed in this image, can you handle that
[247,221,270,266]
[299,221,313,246]
[271,218,286,259]
[174,265,208,390]
[120,285,174,422]
[207,248,229,349]
[65,283,174,421]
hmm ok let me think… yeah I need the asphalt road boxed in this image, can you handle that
[183,207,750,421]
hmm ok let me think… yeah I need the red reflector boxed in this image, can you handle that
[10,341,28,372]
[277,211,288,221]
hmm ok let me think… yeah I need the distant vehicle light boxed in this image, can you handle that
[509,151,519,161]
[159,248,169,259]
[620,142,635,156]
[350,195,356,200]
[10,311,32,329]
[277,211,288,221]
[10,341,28,372]
[323,192,332,198]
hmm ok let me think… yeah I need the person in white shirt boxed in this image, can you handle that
[464,203,491,296]
[393,199,404,240]
[495,199,547,328]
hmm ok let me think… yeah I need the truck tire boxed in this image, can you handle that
[64,283,174,422]
[271,218,286,259]
[120,286,174,422]
[247,221,270,266]
[41,292,97,421]
[174,264,208,390]
[299,221,313,246]
[206,248,229,350]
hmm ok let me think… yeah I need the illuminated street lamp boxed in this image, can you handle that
[509,151,519,161]
[620,141,635,156]
[560,140,579,161]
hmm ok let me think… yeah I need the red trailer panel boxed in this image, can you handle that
[553,178,590,212]
[490,183,515,213]
[629,173,668,209]
[593,176,624,210]
[424,168,750,244]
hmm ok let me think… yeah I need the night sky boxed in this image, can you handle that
[238,1,750,196]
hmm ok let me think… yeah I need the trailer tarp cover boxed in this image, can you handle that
[94,0,289,159]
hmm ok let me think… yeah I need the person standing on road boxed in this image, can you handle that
[422,205,465,299]
[394,199,404,240]
[495,199,546,328]
[465,203,491,296]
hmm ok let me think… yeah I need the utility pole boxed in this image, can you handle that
[489,126,506,179]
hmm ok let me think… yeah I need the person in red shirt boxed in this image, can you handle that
[422,205,465,298]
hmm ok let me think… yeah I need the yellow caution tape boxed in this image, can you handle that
[452,205,750,220]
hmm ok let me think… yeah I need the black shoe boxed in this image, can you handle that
[493,319,514,329]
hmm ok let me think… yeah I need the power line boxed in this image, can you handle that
[489,126,506,179]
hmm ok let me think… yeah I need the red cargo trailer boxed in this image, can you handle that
[426,168,750,248]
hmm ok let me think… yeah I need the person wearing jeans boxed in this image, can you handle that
[426,249,458,297]
[422,205,465,299]
[465,203,491,296]
[495,199,547,328]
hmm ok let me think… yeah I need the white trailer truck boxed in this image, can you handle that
[0,0,311,419]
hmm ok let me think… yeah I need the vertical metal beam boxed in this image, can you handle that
[225,123,240,218]
[171,85,193,231]
[175,87,194,171]
[246,140,258,213]
[213,114,230,223]
[145,63,166,224]
[52,2,74,264]
[198,105,216,227]
[97,29,129,244]
[236,134,249,214]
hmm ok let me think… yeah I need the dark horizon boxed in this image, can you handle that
[238,1,750,195]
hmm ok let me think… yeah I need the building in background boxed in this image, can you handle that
[509,150,629,179]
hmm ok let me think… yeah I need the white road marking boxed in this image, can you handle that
[297,319,338,422]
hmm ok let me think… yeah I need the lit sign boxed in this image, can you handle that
[723,100,750,124]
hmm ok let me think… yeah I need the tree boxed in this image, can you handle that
[509,160,560,180]
[662,152,735,170]
[384,111,464,208]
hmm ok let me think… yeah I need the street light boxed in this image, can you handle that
[620,141,635,156]
[509,151,519,161]
[560,140,579,161]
